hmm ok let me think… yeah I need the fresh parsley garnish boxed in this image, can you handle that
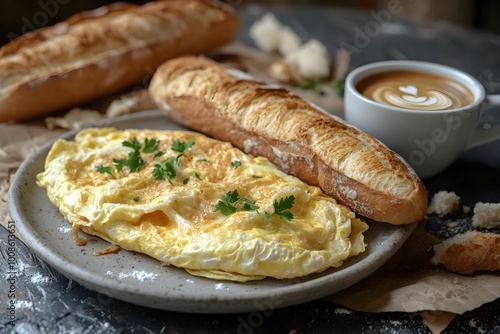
[183,177,190,185]
[196,158,210,163]
[299,79,323,95]
[265,196,295,222]
[231,160,242,169]
[215,190,259,216]
[195,172,201,180]
[171,138,195,154]
[252,175,263,179]
[332,78,346,97]
[143,138,160,154]
[96,165,115,177]
[153,156,179,181]
[133,196,140,202]
[112,137,148,173]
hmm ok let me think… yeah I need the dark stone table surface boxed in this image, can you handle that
[2,3,500,333]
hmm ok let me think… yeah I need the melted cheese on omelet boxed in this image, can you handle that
[37,128,368,282]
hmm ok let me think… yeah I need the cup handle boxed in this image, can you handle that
[465,94,500,151]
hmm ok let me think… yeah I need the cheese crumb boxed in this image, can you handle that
[472,202,500,228]
[427,191,460,217]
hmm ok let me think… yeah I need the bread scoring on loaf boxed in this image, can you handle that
[0,0,239,122]
[149,56,428,225]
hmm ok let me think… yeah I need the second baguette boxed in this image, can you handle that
[149,56,428,225]
[0,0,238,122]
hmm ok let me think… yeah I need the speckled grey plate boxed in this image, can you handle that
[8,110,416,314]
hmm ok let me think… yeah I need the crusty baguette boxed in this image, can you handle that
[0,0,238,122]
[149,56,428,225]
[431,231,500,274]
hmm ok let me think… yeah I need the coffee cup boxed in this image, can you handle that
[344,60,500,179]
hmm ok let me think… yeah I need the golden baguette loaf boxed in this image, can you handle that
[0,0,238,122]
[149,56,428,225]
[431,231,500,274]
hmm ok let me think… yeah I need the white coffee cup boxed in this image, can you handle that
[344,60,500,179]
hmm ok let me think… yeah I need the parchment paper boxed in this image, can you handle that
[1,44,498,334]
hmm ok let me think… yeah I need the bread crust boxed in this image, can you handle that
[0,0,239,122]
[149,56,428,225]
[431,231,500,274]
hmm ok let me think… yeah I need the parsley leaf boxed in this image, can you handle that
[231,160,242,169]
[122,138,142,151]
[240,197,259,212]
[171,138,195,154]
[113,137,147,173]
[143,138,160,153]
[215,190,259,216]
[153,157,178,181]
[299,79,323,95]
[332,78,346,97]
[95,165,115,177]
[133,196,140,202]
[183,177,190,185]
[215,190,239,215]
[265,195,295,222]
[196,158,210,163]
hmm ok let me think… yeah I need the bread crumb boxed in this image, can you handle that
[427,191,460,217]
[431,230,500,274]
[472,202,500,229]
[285,39,331,80]
[249,13,301,56]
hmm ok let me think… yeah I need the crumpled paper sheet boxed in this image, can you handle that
[328,224,500,333]
[1,44,499,334]
[0,123,66,240]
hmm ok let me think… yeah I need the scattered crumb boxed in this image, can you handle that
[471,202,500,229]
[93,244,121,256]
[427,191,460,217]
[334,308,353,315]
[463,205,471,214]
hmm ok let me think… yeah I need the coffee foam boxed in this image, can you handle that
[356,71,474,111]
[372,85,453,110]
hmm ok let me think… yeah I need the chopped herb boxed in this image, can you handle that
[113,137,147,173]
[231,160,242,169]
[196,158,210,163]
[240,197,259,212]
[153,151,165,159]
[215,190,259,216]
[265,195,295,222]
[252,175,263,179]
[195,172,201,180]
[332,78,346,97]
[153,157,178,181]
[215,190,239,215]
[299,79,323,95]
[133,196,140,202]
[122,137,142,151]
[95,165,115,177]
[171,138,195,154]
[143,138,160,153]
[183,177,190,185]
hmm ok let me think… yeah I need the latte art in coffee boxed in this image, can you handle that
[373,85,453,110]
[356,71,474,111]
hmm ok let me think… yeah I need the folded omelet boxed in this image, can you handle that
[37,128,368,282]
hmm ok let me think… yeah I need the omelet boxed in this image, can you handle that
[37,128,368,282]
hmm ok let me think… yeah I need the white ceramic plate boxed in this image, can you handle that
[8,110,416,314]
